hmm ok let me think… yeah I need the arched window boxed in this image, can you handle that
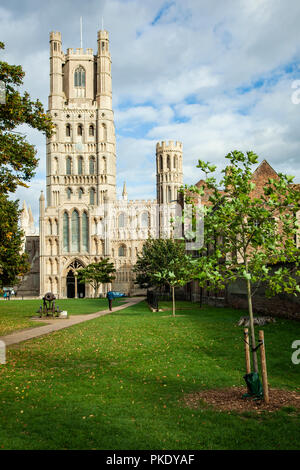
[53,219,58,236]
[89,157,96,175]
[90,188,96,205]
[66,157,72,175]
[89,125,94,136]
[77,124,83,136]
[47,219,52,235]
[141,212,149,228]
[71,210,80,252]
[118,213,125,228]
[63,212,69,252]
[102,156,107,173]
[53,157,59,175]
[66,124,71,137]
[118,244,126,257]
[74,66,86,87]
[174,155,177,169]
[79,187,84,199]
[160,155,163,171]
[67,187,72,200]
[102,123,107,141]
[82,212,88,251]
[78,156,83,175]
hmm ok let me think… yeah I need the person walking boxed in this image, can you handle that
[107,291,113,311]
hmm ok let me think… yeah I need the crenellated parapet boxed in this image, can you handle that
[156,140,183,153]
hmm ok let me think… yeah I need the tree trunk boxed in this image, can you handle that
[172,286,175,317]
[246,278,258,373]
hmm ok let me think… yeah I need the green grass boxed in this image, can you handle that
[0,300,299,450]
[0,298,124,336]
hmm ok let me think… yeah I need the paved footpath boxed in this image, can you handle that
[0,297,144,347]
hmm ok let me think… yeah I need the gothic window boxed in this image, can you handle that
[54,157,59,175]
[102,156,107,173]
[53,219,58,236]
[74,66,86,87]
[79,187,84,199]
[118,244,126,257]
[63,212,69,252]
[67,187,72,200]
[66,157,72,175]
[66,124,71,137]
[71,210,80,252]
[90,188,96,205]
[89,125,94,136]
[89,157,96,175]
[102,123,107,141]
[174,155,177,169]
[47,219,52,235]
[118,213,125,228]
[141,212,149,228]
[160,155,163,171]
[78,156,83,175]
[167,155,171,170]
[82,212,88,251]
[77,124,83,136]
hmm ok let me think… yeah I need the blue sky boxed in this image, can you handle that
[1,0,300,224]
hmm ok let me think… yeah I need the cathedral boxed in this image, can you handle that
[19,29,183,298]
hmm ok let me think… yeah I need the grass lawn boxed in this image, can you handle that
[0,300,299,450]
[0,298,125,336]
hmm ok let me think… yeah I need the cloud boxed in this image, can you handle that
[1,0,300,228]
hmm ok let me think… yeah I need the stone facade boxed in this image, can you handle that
[18,29,299,300]
[19,29,183,298]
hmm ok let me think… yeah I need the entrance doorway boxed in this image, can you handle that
[65,260,86,298]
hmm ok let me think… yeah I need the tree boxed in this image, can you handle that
[0,42,53,287]
[0,194,30,288]
[183,151,300,372]
[0,41,53,194]
[77,259,116,297]
[134,238,194,316]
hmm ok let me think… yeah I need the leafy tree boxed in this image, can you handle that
[0,41,53,194]
[0,194,30,288]
[134,238,194,316]
[77,259,116,297]
[0,42,53,286]
[183,151,300,372]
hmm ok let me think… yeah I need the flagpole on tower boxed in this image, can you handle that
[80,16,83,48]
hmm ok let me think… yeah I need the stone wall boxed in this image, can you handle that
[15,236,40,297]
[227,267,300,320]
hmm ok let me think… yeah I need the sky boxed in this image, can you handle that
[1,0,300,225]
